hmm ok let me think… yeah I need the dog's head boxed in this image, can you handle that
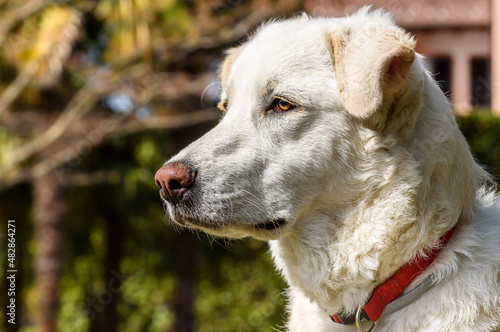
[155,9,477,246]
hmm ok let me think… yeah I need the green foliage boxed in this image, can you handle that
[57,253,102,332]
[457,110,500,179]
[118,260,176,332]
[196,239,286,332]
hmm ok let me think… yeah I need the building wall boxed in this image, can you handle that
[412,28,490,113]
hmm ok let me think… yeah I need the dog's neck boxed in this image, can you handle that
[270,199,467,319]
[331,224,457,324]
[269,65,479,316]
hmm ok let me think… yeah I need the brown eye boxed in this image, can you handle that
[273,98,295,113]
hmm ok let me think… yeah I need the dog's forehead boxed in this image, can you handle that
[226,19,334,96]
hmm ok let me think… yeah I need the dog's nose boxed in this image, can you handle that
[155,162,196,204]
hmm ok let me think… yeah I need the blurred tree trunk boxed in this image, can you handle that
[90,193,126,332]
[33,170,66,332]
[171,231,198,332]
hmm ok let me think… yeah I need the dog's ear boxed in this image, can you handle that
[331,27,415,119]
[220,45,245,91]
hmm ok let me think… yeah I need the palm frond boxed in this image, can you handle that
[96,0,156,62]
[29,5,82,86]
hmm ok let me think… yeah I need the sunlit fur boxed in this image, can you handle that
[164,8,500,331]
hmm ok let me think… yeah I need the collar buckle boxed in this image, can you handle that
[356,307,378,332]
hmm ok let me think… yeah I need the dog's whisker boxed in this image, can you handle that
[240,189,269,214]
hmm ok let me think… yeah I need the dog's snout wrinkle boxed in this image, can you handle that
[155,162,196,204]
[212,138,242,157]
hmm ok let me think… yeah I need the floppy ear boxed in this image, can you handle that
[220,45,245,90]
[331,27,415,119]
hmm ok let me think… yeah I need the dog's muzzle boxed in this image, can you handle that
[155,161,196,205]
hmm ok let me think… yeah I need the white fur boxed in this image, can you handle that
[163,8,500,331]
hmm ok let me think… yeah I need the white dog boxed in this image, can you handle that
[155,8,500,332]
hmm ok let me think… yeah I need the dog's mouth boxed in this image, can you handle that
[170,212,217,229]
[170,208,287,235]
[177,215,286,231]
[253,218,287,231]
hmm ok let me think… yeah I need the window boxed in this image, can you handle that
[471,58,491,108]
[429,57,451,98]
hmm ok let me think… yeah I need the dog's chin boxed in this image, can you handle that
[168,208,288,240]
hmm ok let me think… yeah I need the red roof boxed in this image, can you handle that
[304,0,491,28]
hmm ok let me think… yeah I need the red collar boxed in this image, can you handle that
[331,226,456,325]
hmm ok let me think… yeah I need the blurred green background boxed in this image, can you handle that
[0,1,498,332]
